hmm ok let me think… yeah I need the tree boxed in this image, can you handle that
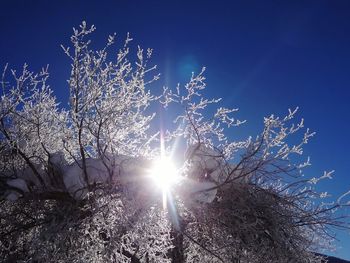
[0,22,349,262]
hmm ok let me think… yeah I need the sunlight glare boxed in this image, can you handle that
[150,157,179,191]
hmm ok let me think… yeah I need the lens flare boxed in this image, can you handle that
[150,157,179,190]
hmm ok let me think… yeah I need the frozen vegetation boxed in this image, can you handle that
[0,22,349,262]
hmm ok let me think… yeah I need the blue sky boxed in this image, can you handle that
[1,0,350,259]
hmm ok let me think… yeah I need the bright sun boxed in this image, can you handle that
[150,156,180,191]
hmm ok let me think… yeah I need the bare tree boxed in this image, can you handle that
[0,22,349,263]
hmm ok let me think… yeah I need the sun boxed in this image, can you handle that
[150,156,180,191]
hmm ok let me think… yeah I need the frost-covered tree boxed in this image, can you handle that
[0,22,349,263]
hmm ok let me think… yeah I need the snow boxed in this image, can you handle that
[182,180,217,204]
[5,192,21,201]
[63,155,150,199]
[4,145,240,202]
[7,178,29,192]
[63,158,111,199]
[4,178,29,200]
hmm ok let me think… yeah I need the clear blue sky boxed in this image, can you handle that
[1,0,349,260]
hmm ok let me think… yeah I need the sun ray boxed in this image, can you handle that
[149,134,181,209]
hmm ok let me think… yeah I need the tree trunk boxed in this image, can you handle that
[169,223,184,263]
[168,203,185,263]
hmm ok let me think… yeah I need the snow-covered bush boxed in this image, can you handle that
[0,22,348,262]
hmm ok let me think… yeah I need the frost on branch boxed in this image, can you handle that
[0,22,349,263]
[161,69,350,262]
